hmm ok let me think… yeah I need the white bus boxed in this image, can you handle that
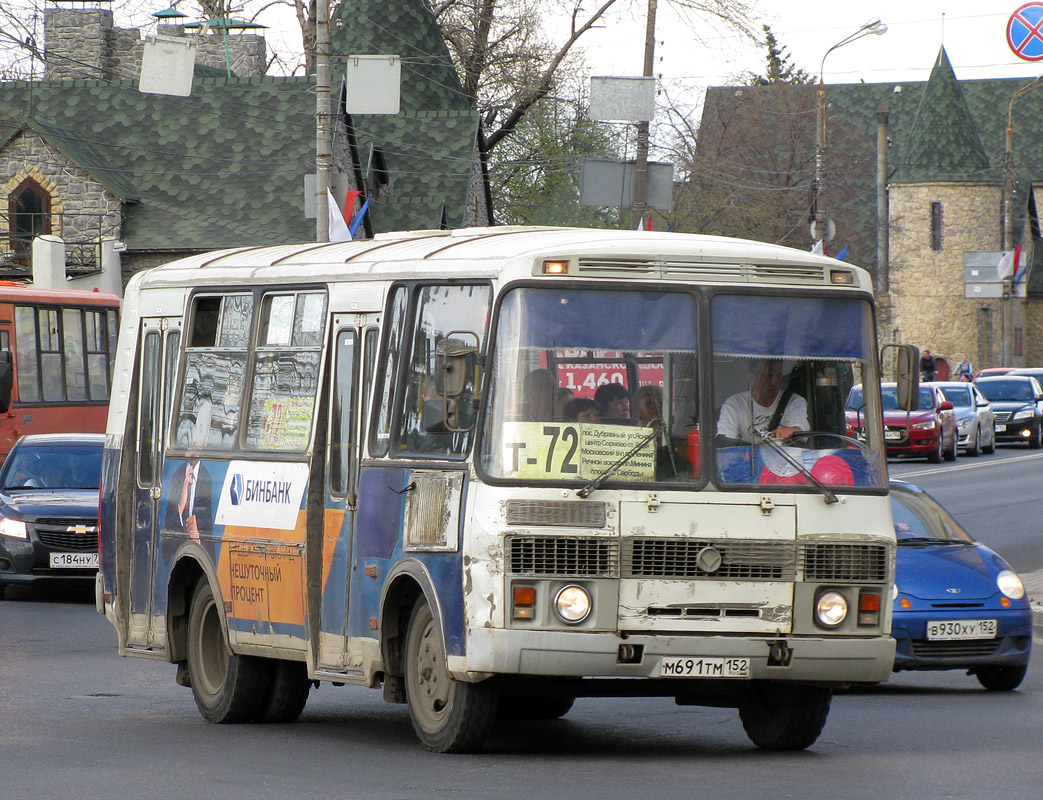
[98,227,908,752]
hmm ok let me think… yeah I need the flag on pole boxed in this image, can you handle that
[645,214,653,231]
[348,196,370,238]
[636,215,645,231]
[343,190,361,225]
[997,247,1016,281]
[834,245,848,261]
[811,240,824,255]
[327,188,351,242]
[1012,242,1025,284]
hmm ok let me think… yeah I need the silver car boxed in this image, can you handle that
[931,381,996,456]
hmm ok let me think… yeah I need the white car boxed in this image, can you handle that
[930,381,996,456]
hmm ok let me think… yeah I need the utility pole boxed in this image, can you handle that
[630,0,657,229]
[315,0,332,242]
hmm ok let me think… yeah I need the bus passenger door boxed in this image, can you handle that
[316,320,372,675]
[127,319,180,650]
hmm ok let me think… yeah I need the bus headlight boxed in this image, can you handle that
[554,585,592,624]
[997,570,1025,600]
[814,590,848,628]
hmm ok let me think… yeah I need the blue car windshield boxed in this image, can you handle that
[890,489,974,545]
[1,445,103,490]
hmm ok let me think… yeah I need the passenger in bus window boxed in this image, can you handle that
[554,387,575,421]
[716,359,808,445]
[564,397,599,423]
[522,368,557,421]
[594,382,631,423]
[634,385,664,429]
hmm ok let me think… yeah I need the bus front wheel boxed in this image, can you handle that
[738,683,831,750]
[404,599,498,753]
[187,580,269,723]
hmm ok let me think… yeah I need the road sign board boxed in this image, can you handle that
[1008,3,1043,61]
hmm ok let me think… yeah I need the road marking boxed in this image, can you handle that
[895,451,1043,480]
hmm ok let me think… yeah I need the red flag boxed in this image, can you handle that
[1013,242,1025,284]
[343,190,361,225]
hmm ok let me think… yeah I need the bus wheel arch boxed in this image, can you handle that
[166,553,208,664]
[379,569,429,686]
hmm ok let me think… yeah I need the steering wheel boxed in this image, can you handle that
[784,431,868,451]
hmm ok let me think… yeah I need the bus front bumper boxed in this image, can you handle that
[460,627,895,685]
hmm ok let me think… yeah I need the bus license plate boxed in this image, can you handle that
[926,619,997,640]
[49,552,99,569]
[658,656,750,678]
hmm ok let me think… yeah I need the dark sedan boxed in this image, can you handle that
[0,434,104,598]
[890,481,1032,690]
[974,375,1043,447]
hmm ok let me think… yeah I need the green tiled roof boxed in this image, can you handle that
[331,0,470,113]
[897,48,991,182]
[700,46,1043,273]
[0,0,482,252]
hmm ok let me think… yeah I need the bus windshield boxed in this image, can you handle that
[481,287,886,491]
[481,287,699,485]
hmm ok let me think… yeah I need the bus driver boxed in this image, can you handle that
[717,358,808,445]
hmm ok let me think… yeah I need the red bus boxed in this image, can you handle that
[0,285,119,460]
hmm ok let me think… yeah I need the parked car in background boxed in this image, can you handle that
[974,375,1043,448]
[930,381,996,456]
[1008,366,1043,385]
[890,481,1032,690]
[846,383,957,463]
[0,434,104,598]
[972,367,1015,381]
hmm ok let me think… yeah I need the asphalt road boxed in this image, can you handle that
[3,449,1043,799]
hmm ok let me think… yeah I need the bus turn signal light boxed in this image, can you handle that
[542,260,568,274]
[858,590,881,626]
[513,586,536,619]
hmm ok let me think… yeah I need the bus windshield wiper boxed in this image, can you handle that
[576,427,660,498]
[755,431,838,505]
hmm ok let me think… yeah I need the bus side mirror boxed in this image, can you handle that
[883,343,920,411]
[0,351,12,414]
[435,334,479,398]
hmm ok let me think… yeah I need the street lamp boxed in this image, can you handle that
[813,19,887,250]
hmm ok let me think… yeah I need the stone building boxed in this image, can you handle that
[0,1,490,286]
[698,47,1043,370]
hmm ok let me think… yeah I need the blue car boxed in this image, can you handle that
[890,481,1032,690]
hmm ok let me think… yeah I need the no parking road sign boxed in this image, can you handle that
[1009,2,1043,61]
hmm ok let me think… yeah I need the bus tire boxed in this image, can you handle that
[256,659,311,723]
[738,683,831,751]
[404,598,498,753]
[187,580,269,724]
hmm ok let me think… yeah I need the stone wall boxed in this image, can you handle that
[888,181,1014,371]
[1,130,122,250]
[43,9,267,82]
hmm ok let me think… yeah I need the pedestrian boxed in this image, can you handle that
[953,353,973,382]
[920,349,937,382]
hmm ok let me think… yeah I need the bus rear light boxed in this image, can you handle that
[858,590,881,626]
[513,586,536,620]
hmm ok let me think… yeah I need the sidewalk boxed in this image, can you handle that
[1019,568,1043,640]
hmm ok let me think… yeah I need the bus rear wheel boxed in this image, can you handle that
[404,599,498,753]
[187,580,269,723]
[256,659,311,723]
[738,683,831,750]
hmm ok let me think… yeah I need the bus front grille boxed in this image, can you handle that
[622,538,795,580]
[507,535,617,577]
[799,543,888,582]
[505,500,606,528]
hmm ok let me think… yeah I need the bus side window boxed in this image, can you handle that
[329,328,357,496]
[400,284,491,457]
[175,294,253,451]
[370,287,408,458]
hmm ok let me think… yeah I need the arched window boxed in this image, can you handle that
[7,178,51,264]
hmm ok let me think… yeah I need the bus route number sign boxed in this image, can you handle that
[501,422,655,481]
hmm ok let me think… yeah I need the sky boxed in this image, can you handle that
[570,0,1043,108]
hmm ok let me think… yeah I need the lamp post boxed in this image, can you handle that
[813,19,887,250]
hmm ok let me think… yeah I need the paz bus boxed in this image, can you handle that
[0,284,119,460]
[98,227,912,752]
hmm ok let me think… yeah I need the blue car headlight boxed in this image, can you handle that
[997,570,1025,600]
